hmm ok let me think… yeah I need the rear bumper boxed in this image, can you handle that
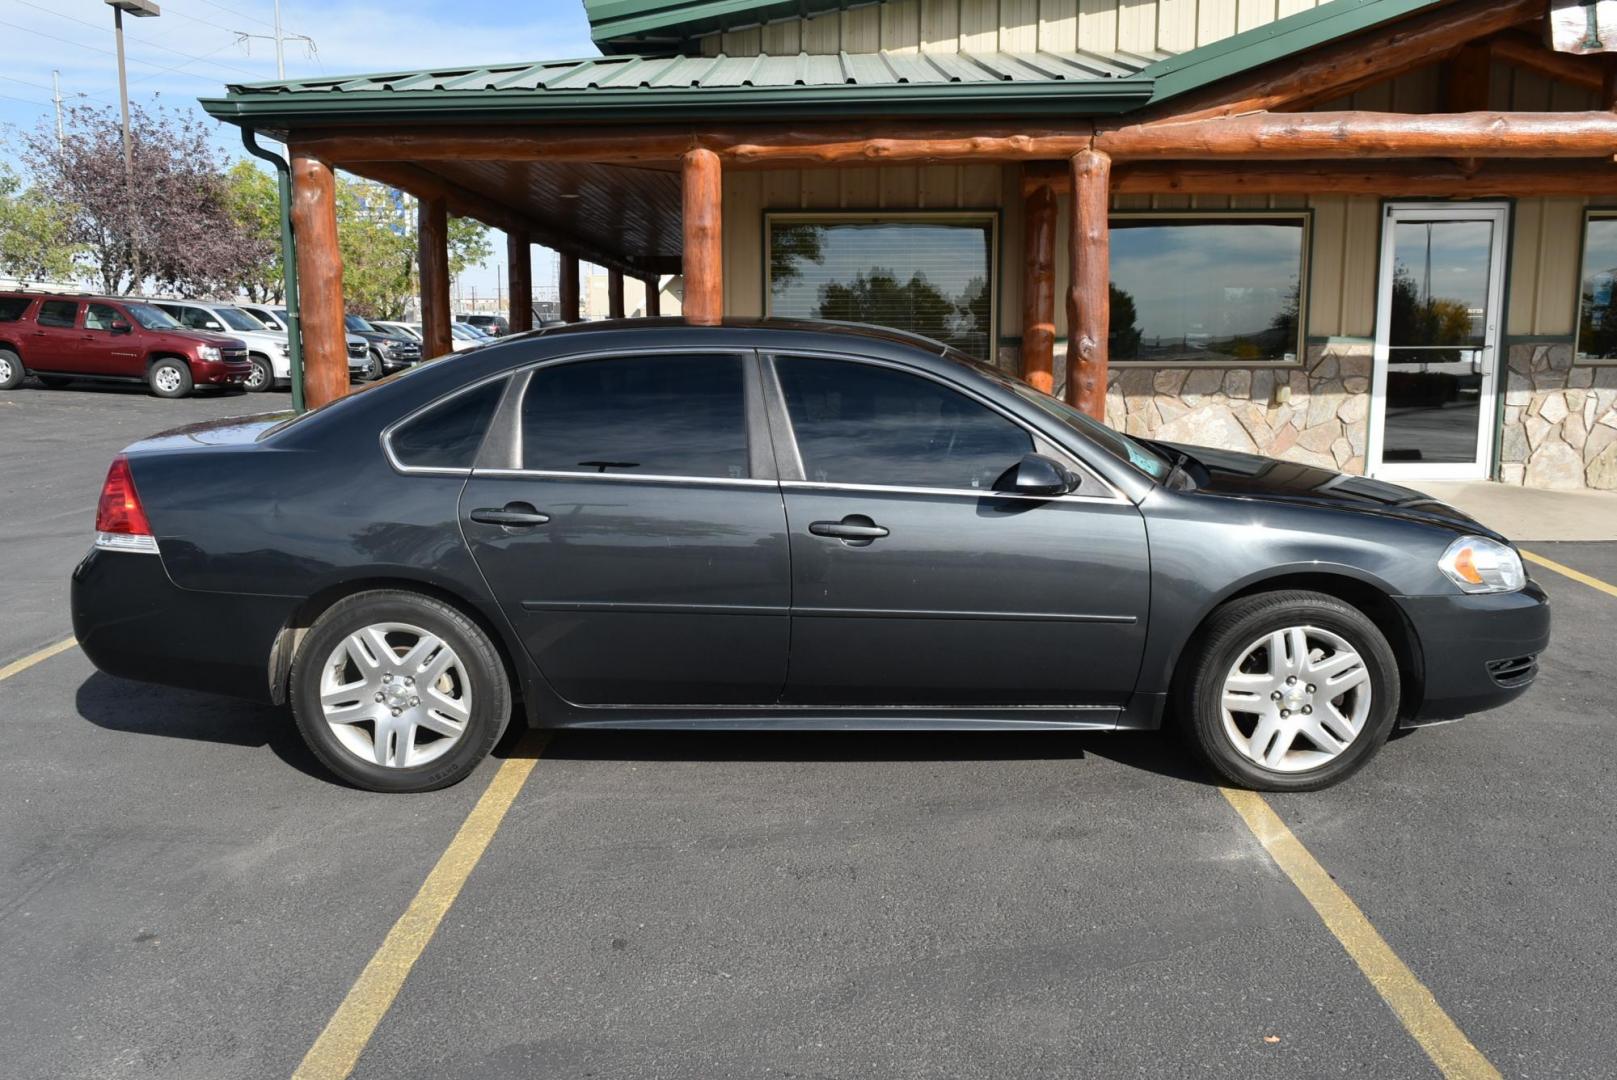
[71,547,295,703]
[1396,581,1551,723]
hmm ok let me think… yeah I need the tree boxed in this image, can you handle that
[816,269,958,345]
[222,160,284,302]
[1109,284,1143,360]
[0,164,80,284]
[22,103,264,296]
[334,177,492,319]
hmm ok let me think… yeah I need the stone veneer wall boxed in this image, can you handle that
[1500,343,1617,490]
[1094,342,1376,474]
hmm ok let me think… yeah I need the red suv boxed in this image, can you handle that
[0,292,253,398]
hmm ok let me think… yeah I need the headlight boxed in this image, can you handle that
[1438,536,1525,594]
[198,345,221,361]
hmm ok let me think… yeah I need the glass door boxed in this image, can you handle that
[1369,203,1509,481]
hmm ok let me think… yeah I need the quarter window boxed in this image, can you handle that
[37,301,77,328]
[776,357,1031,491]
[520,354,749,479]
[389,379,505,471]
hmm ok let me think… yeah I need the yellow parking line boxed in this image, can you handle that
[1521,550,1617,600]
[0,636,78,682]
[291,731,549,1080]
[1220,788,1500,1079]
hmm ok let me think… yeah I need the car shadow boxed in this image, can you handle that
[74,670,330,782]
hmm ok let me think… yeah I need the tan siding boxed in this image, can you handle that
[695,0,1324,55]
[1509,198,1585,337]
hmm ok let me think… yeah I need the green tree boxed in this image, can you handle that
[1109,284,1142,360]
[816,269,957,345]
[335,177,492,319]
[0,164,79,283]
[222,160,284,301]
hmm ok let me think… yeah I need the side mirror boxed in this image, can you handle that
[994,453,1079,497]
[204,321,222,331]
[110,320,132,334]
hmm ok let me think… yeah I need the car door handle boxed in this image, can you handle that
[470,503,550,527]
[809,516,889,545]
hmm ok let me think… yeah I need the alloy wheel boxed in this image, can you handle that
[1219,625,1372,773]
[0,356,13,383]
[318,622,473,769]
[246,359,268,390]
[154,367,182,394]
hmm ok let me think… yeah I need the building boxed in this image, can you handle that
[203,0,1617,490]
[583,270,683,320]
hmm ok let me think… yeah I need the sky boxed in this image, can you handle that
[0,0,599,294]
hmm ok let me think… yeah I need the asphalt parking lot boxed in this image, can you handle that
[3,377,1615,1079]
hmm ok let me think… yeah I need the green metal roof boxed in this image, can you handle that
[200,48,1161,127]
[586,0,869,54]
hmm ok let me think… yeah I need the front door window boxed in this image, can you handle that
[1370,205,1508,480]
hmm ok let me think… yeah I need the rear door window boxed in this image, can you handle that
[388,378,506,471]
[36,301,78,328]
[520,354,750,479]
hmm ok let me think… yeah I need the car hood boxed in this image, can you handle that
[124,411,290,454]
[1153,441,1503,539]
[168,329,246,348]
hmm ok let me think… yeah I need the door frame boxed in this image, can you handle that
[1367,201,1511,482]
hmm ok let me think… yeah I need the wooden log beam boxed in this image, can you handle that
[418,196,453,360]
[558,253,579,323]
[1094,111,1617,160]
[1020,178,1058,396]
[682,148,722,327]
[1067,149,1110,420]
[288,149,348,409]
[1489,29,1605,92]
[507,230,532,333]
[345,160,655,281]
[1030,158,1617,196]
[1137,0,1544,122]
[608,269,625,319]
[644,275,661,317]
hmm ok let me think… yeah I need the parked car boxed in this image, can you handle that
[0,291,251,397]
[71,321,1549,794]
[370,320,421,342]
[150,300,291,393]
[451,323,491,351]
[459,313,508,337]
[237,304,372,378]
[346,314,422,380]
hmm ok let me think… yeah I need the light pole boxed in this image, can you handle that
[106,0,160,292]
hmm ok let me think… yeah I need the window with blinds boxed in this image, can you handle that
[766,214,996,361]
[1109,213,1308,365]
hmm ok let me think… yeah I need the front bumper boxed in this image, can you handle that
[71,547,296,703]
[192,358,253,386]
[1395,580,1551,723]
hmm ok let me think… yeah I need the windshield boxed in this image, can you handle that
[345,314,374,333]
[240,307,279,329]
[216,307,266,332]
[124,303,180,330]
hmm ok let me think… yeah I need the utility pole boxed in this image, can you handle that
[106,1,160,293]
[51,71,64,148]
[234,0,315,80]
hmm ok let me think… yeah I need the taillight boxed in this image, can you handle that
[94,455,159,554]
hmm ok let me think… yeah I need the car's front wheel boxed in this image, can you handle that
[1179,590,1399,792]
[147,358,193,399]
[361,349,384,381]
[245,354,273,392]
[289,590,512,792]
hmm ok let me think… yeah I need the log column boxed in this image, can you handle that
[418,196,452,359]
[507,230,532,333]
[644,275,661,317]
[289,149,347,409]
[1021,177,1058,395]
[1066,148,1111,419]
[608,269,625,319]
[558,253,579,323]
[682,148,723,326]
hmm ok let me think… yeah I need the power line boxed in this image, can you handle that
[0,89,54,108]
[12,0,264,79]
[0,73,116,107]
[191,0,277,32]
[0,16,260,87]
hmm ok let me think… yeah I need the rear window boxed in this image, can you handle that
[388,379,506,471]
[0,297,31,322]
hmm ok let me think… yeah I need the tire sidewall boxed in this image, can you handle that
[148,359,192,399]
[246,355,272,391]
[1187,594,1400,792]
[290,592,511,793]
[364,350,383,381]
[0,349,21,390]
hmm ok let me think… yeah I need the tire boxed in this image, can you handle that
[361,349,383,382]
[245,354,274,392]
[1177,590,1400,792]
[289,589,512,793]
[39,375,72,389]
[0,348,22,391]
[147,358,193,399]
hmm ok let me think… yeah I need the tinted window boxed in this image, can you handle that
[37,301,78,328]
[0,297,31,322]
[126,303,179,330]
[216,307,264,332]
[389,379,505,470]
[777,357,1031,490]
[521,354,749,479]
[84,304,123,331]
[1577,214,1617,359]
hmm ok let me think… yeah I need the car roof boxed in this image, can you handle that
[526,317,953,356]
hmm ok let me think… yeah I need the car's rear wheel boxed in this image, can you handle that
[1179,590,1399,792]
[245,354,273,392]
[0,348,22,390]
[148,358,193,399]
[290,590,511,792]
